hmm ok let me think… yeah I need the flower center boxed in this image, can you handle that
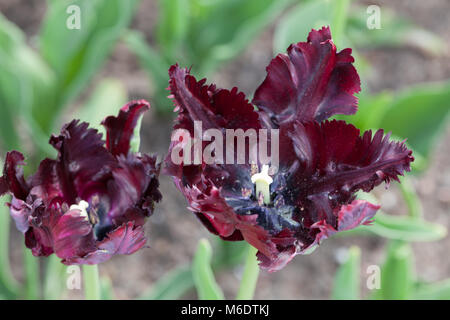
[69,200,90,220]
[69,199,100,226]
[69,197,112,240]
[251,165,273,205]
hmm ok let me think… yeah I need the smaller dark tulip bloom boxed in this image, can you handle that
[0,100,161,265]
[164,26,414,271]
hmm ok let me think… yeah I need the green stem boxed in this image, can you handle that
[192,239,225,300]
[331,0,351,47]
[236,245,260,300]
[44,255,66,300]
[0,195,20,298]
[398,176,423,218]
[23,248,40,299]
[83,265,101,300]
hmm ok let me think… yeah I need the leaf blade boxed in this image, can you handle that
[331,246,361,300]
[192,239,225,300]
[379,241,415,300]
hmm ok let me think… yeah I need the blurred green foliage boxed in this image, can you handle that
[331,246,360,300]
[333,239,450,300]
[378,241,415,300]
[126,0,295,111]
[139,265,194,300]
[0,193,20,299]
[0,0,139,158]
[192,239,225,300]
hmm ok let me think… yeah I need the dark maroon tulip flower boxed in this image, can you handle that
[164,26,414,271]
[0,100,161,265]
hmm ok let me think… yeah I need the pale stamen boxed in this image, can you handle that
[251,165,273,205]
[69,200,89,221]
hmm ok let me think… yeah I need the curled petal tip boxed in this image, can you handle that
[102,100,150,156]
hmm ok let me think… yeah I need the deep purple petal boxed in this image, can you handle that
[49,120,116,204]
[108,153,162,226]
[8,197,33,233]
[24,204,56,257]
[29,159,64,208]
[168,64,261,131]
[190,185,299,272]
[310,199,379,245]
[165,64,262,191]
[253,26,361,125]
[257,246,296,273]
[102,100,150,156]
[180,177,296,269]
[25,228,54,257]
[166,119,412,271]
[52,209,96,260]
[0,151,29,200]
[290,120,414,200]
[194,211,244,241]
[257,200,378,271]
[62,222,147,265]
[20,204,95,259]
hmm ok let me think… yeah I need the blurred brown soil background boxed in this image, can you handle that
[0,0,449,299]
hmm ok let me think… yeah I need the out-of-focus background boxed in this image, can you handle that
[0,0,449,299]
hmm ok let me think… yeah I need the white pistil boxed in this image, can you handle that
[70,200,89,221]
[251,165,273,205]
